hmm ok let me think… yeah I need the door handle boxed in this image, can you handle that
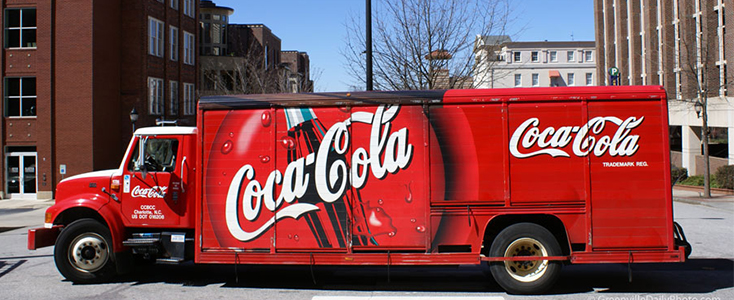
[180,156,187,193]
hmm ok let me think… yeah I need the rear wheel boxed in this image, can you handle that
[54,219,117,283]
[489,223,562,294]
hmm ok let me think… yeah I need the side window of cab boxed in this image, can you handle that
[127,138,180,172]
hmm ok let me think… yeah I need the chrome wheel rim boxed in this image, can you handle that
[68,233,109,273]
[503,237,549,282]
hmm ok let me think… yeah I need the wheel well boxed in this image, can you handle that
[55,207,107,228]
[482,214,570,256]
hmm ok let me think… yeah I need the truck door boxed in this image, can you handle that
[120,136,184,227]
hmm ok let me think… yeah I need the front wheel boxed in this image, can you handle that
[488,223,562,294]
[54,219,117,283]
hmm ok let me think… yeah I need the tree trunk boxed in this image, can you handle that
[702,97,711,198]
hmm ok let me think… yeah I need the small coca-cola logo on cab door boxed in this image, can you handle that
[130,185,168,198]
[509,116,644,158]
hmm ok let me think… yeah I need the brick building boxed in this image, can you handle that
[281,50,312,93]
[594,0,733,174]
[0,0,198,199]
[199,0,312,95]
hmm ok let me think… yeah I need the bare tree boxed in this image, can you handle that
[342,0,514,91]
[201,38,303,96]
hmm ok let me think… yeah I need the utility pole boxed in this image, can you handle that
[366,0,373,91]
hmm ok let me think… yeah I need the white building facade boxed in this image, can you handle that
[474,38,597,89]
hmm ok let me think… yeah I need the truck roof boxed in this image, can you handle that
[198,86,667,110]
[134,126,197,136]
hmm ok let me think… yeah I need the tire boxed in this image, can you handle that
[54,219,117,283]
[488,223,562,294]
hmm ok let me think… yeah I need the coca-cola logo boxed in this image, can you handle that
[225,105,414,242]
[130,185,168,198]
[509,116,644,158]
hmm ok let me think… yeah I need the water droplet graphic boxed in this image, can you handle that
[280,136,296,149]
[221,140,233,154]
[410,218,416,223]
[416,225,426,233]
[387,231,396,237]
[259,155,270,163]
[294,234,300,241]
[377,199,384,205]
[404,182,413,203]
[288,234,293,239]
[261,111,272,127]
[228,132,234,138]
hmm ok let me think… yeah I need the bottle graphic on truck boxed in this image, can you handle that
[28,86,691,294]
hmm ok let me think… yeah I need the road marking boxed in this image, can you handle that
[313,297,504,300]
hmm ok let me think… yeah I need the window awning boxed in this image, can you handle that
[549,70,561,78]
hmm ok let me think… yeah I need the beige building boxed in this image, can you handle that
[474,37,597,89]
[594,0,734,175]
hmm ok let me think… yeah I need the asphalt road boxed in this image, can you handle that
[0,201,731,300]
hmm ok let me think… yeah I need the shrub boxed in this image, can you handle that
[679,175,703,186]
[679,174,721,188]
[715,165,734,190]
[671,167,688,185]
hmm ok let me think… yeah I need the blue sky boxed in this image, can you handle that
[213,0,595,92]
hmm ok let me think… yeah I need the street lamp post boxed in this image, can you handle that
[130,108,139,133]
[366,0,373,91]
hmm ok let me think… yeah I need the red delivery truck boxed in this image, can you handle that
[28,86,690,294]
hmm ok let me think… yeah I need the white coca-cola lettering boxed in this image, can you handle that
[130,185,168,198]
[509,116,644,158]
[225,105,413,242]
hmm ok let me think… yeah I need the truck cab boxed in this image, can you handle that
[28,126,197,283]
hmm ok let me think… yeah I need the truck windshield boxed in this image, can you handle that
[128,138,179,172]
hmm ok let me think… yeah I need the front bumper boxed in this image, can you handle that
[27,225,62,250]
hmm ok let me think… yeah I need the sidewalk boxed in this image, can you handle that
[0,198,54,229]
[672,186,734,212]
[0,198,55,210]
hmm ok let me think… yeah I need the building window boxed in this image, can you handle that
[585,73,593,85]
[170,0,179,10]
[550,51,557,62]
[584,50,593,62]
[531,51,539,62]
[513,51,521,62]
[4,77,36,117]
[148,77,164,115]
[567,51,575,62]
[532,73,539,86]
[183,31,195,65]
[567,73,575,86]
[514,74,522,87]
[170,26,179,61]
[183,83,195,116]
[4,8,36,48]
[183,0,195,18]
[264,45,270,69]
[148,17,164,57]
[170,81,179,115]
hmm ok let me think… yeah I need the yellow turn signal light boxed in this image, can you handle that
[111,179,121,191]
